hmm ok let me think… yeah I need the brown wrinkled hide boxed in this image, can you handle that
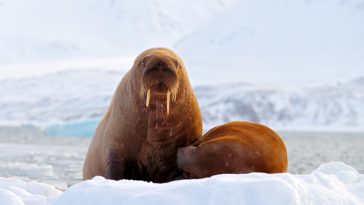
[83,48,202,183]
[177,121,288,179]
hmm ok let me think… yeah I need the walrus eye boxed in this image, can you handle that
[141,55,150,68]
[173,59,179,69]
[141,58,146,68]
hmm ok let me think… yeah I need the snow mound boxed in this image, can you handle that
[0,177,61,205]
[53,162,363,205]
[0,188,24,205]
[0,162,363,204]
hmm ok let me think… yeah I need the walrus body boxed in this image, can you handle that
[177,121,288,179]
[83,48,202,183]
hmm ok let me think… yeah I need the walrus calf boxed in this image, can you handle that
[83,48,202,183]
[177,121,288,179]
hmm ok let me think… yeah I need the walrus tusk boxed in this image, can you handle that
[146,89,151,107]
[166,90,171,115]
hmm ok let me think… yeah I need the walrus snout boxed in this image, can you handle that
[144,60,177,77]
[142,55,178,90]
[141,55,180,115]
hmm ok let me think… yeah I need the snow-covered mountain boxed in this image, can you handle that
[0,70,363,136]
[0,70,121,125]
[0,0,236,63]
[1,0,364,85]
[1,0,364,135]
[175,0,364,85]
[196,80,364,130]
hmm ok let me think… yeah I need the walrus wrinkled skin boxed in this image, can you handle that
[177,121,288,179]
[83,48,202,183]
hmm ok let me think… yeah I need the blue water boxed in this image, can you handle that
[44,119,100,137]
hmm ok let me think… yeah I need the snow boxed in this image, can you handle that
[0,139,88,189]
[0,57,133,80]
[0,70,363,136]
[0,0,363,85]
[196,81,364,130]
[0,189,24,205]
[0,177,61,205]
[0,163,53,178]
[0,0,236,63]
[0,162,362,205]
[175,0,364,85]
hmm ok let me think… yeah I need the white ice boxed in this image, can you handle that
[0,162,363,205]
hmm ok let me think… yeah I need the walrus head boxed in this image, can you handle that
[177,145,228,179]
[134,48,186,115]
[177,146,211,179]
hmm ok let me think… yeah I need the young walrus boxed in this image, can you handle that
[83,48,202,183]
[177,121,288,179]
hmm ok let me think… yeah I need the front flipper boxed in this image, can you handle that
[105,147,126,180]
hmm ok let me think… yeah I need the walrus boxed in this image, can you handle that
[83,48,202,183]
[177,121,288,179]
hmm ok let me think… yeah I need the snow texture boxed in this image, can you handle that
[0,177,60,205]
[0,162,363,205]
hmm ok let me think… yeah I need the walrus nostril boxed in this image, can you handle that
[157,82,165,89]
[143,59,176,76]
[145,66,175,76]
[146,66,159,73]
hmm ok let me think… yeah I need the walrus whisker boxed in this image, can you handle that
[146,89,151,107]
[170,83,179,103]
[166,90,171,115]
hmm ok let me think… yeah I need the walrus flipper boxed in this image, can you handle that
[105,148,126,180]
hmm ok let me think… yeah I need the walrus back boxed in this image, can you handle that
[178,121,288,177]
[208,121,288,173]
[83,72,131,180]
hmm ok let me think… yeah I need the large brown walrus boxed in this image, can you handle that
[177,121,288,179]
[83,48,202,183]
